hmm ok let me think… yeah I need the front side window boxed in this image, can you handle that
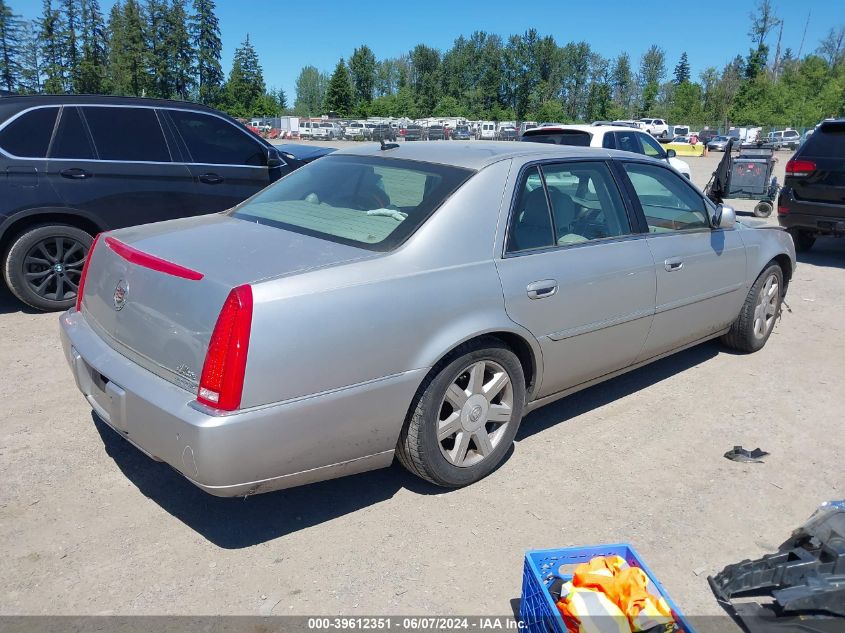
[82,107,170,162]
[623,162,709,232]
[50,107,95,160]
[169,109,266,166]
[0,107,59,158]
[231,155,473,251]
[638,133,666,158]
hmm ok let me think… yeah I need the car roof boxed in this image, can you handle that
[523,124,637,136]
[331,140,636,170]
[0,93,224,113]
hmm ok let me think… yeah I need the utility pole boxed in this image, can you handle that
[772,20,784,79]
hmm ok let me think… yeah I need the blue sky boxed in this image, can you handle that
[13,0,842,100]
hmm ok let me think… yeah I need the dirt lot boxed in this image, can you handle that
[1,147,843,620]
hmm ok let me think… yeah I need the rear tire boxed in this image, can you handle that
[787,228,815,252]
[396,338,525,487]
[721,264,783,353]
[3,224,93,312]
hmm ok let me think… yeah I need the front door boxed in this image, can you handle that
[495,160,656,398]
[619,160,747,361]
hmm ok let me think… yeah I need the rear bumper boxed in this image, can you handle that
[777,188,845,235]
[60,310,424,497]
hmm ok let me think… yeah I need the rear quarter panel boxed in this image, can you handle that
[241,159,539,410]
[737,223,797,287]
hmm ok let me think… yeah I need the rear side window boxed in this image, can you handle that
[50,107,95,159]
[801,123,845,158]
[507,167,554,252]
[82,107,170,162]
[614,131,641,154]
[523,131,592,146]
[169,109,266,166]
[0,107,58,157]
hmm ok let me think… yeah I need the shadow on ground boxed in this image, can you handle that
[0,285,37,315]
[94,340,728,549]
[796,237,845,270]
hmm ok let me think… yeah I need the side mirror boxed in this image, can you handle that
[266,148,284,169]
[712,203,736,229]
[666,148,676,158]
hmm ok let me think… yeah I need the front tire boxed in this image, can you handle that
[3,224,93,311]
[721,264,784,353]
[396,339,526,487]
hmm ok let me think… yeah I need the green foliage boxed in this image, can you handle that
[221,34,265,117]
[349,44,375,105]
[76,0,107,93]
[293,65,324,116]
[191,0,222,104]
[39,0,63,93]
[0,0,24,92]
[107,0,148,96]
[323,58,353,117]
[673,52,690,84]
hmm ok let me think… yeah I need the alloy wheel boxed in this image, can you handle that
[753,273,779,339]
[23,236,87,303]
[437,360,514,468]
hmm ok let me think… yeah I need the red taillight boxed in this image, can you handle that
[197,285,253,411]
[786,159,816,177]
[778,204,790,215]
[75,233,102,312]
[104,236,203,280]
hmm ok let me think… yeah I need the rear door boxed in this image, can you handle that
[165,108,283,213]
[789,121,845,211]
[0,105,62,217]
[47,105,196,230]
[619,160,747,359]
[495,160,655,397]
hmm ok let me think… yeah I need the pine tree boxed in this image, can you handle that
[274,86,286,109]
[107,0,148,95]
[60,0,81,91]
[146,0,172,97]
[0,0,24,93]
[222,34,265,116]
[18,20,42,93]
[191,0,222,104]
[323,58,353,116]
[294,65,324,115]
[349,44,376,105]
[167,0,194,99]
[39,0,64,92]
[673,52,690,84]
[77,0,107,93]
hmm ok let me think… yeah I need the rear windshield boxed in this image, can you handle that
[231,155,474,251]
[801,123,845,158]
[522,130,592,146]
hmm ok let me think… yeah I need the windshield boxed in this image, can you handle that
[231,155,474,252]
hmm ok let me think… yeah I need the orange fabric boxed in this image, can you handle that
[555,556,675,633]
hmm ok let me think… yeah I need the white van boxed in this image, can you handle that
[476,121,496,140]
[299,121,316,139]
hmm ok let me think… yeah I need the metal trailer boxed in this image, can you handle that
[705,139,780,218]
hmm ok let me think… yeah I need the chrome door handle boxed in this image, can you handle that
[60,168,92,180]
[199,173,223,185]
[526,279,558,299]
[664,258,684,272]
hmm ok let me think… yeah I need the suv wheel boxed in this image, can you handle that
[753,201,773,218]
[3,224,93,311]
[787,228,816,252]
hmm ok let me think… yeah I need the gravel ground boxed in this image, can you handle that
[1,146,843,620]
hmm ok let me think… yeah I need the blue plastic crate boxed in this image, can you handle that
[519,543,695,633]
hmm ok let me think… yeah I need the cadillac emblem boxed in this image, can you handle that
[113,280,127,311]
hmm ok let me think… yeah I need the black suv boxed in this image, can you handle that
[777,119,845,252]
[0,95,303,310]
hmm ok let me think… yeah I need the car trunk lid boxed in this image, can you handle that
[80,213,377,393]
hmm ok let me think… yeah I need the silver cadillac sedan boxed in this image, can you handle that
[60,142,796,496]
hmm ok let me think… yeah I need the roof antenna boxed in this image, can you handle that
[379,139,399,151]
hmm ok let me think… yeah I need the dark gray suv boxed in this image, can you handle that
[0,95,305,310]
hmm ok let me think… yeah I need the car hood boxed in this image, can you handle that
[274,143,336,162]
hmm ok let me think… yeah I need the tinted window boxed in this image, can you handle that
[614,131,641,154]
[801,123,845,158]
[170,110,266,166]
[50,107,95,160]
[0,107,58,157]
[638,133,666,158]
[542,162,631,243]
[507,167,554,252]
[601,133,615,149]
[82,107,170,162]
[231,155,472,251]
[522,131,591,146]
[623,162,709,232]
